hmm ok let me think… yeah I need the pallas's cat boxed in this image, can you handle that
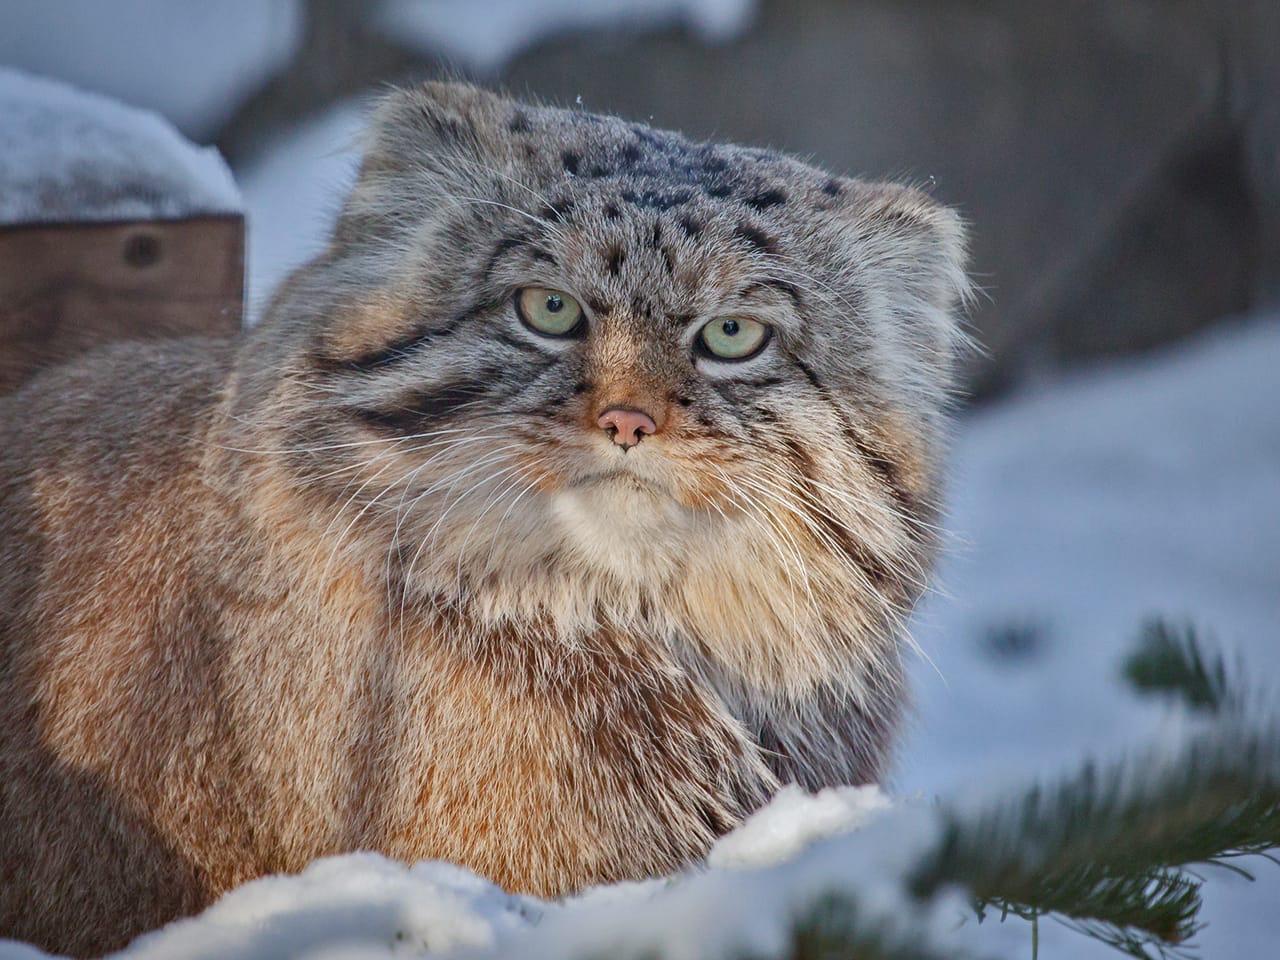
[0,82,968,956]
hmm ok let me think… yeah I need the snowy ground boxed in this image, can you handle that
[3,76,1279,960]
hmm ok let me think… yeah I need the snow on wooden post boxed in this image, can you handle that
[0,69,245,394]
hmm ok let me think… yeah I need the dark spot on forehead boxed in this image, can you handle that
[822,178,843,197]
[605,244,626,276]
[733,222,778,256]
[677,214,702,238]
[508,110,531,133]
[621,142,643,165]
[746,188,787,211]
[706,183,733,199]
[540,196,575,223]
[620,187,693,211]
[650,221,663,248]
[561,150,580,175]
[603,202,621,220]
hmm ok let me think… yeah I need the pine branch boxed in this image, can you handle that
[737,891,990,960]
[1123,620,1235,713]
[909,724,1280,957]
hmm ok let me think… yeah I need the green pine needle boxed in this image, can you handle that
[1123,620,1234,713]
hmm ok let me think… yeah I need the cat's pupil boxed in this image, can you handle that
[722,319,740,336]
[545,295,564,313]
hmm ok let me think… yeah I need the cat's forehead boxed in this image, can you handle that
[500,103,841,216]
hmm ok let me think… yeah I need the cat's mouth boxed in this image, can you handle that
[569,470,666,494]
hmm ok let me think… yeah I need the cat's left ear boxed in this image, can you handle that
[335,81,511,244]
[828,180,972,387]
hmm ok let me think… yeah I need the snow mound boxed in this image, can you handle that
[0,68,241,227]
[376,0,757,73]
[116,856,535,960]
[709,783,892,869]
[105,789,930,960]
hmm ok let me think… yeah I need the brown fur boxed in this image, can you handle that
[0,83,968,956]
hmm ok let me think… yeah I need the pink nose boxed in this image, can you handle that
[597,407,657,448]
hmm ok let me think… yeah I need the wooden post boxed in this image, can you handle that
[0,214,244,394]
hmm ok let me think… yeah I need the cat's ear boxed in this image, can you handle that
[830,180,972,388]
[335,82,511,244]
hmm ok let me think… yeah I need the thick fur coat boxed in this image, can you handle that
[0,83,968,956]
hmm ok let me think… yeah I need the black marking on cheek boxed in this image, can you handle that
[733,223,779,256]
[746,188,787,211]
[706,183,734,199]
[572,381,593,395]
[779,433,896,591]
[842,423,917,517]
[491,327,547,354]
[508,110,531,133]
[650,221,663,249]
[793,358,918,518]
[314,315,471,374]
[353,371,505,433]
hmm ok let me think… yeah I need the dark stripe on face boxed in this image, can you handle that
[353,371,504,433]
[314,297,505,375]
[483,235,529,282]
[779,432,899,595]
[791,358,918,517]
[315,317,471,374]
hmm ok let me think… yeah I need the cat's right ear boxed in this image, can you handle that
[334,82,509,245]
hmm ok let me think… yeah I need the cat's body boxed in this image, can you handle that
[0,83,967,956]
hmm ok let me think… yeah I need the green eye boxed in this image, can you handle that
[698,316,770,360]
[515,287,584,337]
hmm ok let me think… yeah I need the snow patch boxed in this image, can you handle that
[709,783,893,869]
[0,68,241,226]
[375,0,757,73]
[115,855,536,960]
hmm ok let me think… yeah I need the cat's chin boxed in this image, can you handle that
[549,475,701,582]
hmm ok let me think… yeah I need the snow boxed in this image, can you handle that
[0,68,241,226]
[375,0,757,74]
[0,1,301,140]
[708,783,893,869]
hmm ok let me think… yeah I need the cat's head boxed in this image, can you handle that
[240,82,968,649]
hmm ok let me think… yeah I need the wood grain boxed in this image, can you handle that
[0,215,244,394]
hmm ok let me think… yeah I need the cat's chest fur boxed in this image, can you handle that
[224,571,779,896]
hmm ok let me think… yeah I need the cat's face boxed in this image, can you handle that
[252,83,967,635]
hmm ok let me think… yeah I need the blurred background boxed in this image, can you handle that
[4,0,1278,394]
[2,2,1278,954]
